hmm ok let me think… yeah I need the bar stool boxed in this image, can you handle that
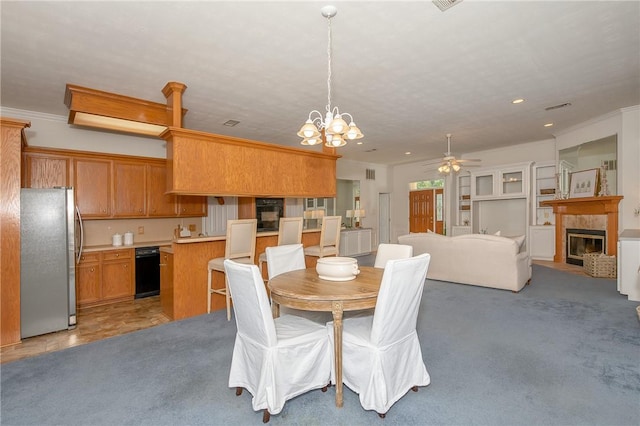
[207,219,257,320]
[303,215,342,259]
[258,217,304,277]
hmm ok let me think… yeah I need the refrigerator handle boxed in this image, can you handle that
[76,205,84,264]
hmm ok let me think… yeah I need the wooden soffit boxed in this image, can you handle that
[64,82,187,137]
[162,127,340,198]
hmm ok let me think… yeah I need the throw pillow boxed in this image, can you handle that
[494,230,501,236]
[508,235,526,251]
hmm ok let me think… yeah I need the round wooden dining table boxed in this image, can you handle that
[268,266,384,408]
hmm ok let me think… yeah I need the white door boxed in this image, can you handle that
[379,193,390,244]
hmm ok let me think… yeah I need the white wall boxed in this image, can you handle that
[555,106,640,230]
[1,107,166,158]
[336,159,392,248]
[6,105,638,240]
[390,139,555,242]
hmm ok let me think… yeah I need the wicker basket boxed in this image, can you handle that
[583,252,617,278]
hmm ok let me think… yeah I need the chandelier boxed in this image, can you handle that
[298,5,363,147]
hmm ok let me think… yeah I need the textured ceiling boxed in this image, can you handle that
[1,1,639,165]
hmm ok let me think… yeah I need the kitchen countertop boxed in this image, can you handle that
[173,228,321,244]
[83,240,172,253]
[87,228,324,252]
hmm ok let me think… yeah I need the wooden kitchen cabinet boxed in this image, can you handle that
[159,251,174,319]
[147,164,177,216]
[76,249,134,308]
[23,147,207,219]
[76,253,102,306]
[177,195,207,217]
[74,158,112,217]
[101,249,134,301]
[22,152,70,188]
[113,161,146,217]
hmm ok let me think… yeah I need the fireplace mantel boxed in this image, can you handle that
[541,196,623,262]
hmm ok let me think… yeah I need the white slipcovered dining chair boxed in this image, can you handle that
[224,259,331,423]
[207,219,257,320]
[328,253,432,418]
[265,244,332,323]
[373,243,414,269]
[303,215,341,259]
[258,217,304,277]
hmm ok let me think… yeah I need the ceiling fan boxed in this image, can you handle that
[424,133,481,174]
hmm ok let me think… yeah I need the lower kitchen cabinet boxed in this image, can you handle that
[76,248,134,308]
[159,251,174,319]
[339,228,372,257]
[76,253,101,305]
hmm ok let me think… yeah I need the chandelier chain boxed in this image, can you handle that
[326,15,332,114]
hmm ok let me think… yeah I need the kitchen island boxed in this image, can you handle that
[160,229,322,320]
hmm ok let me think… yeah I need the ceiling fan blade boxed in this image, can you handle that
[456,158,482,163]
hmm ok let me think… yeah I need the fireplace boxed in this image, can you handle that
[566,228,605,266]
[540,196,623,263]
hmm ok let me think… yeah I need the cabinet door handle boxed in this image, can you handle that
[115,253,119,257]
[123,264,128,268]
[90,267,94,272]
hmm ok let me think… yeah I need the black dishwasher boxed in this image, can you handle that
[135,246,160,299]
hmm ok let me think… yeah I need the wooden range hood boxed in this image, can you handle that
[64,82,187,137]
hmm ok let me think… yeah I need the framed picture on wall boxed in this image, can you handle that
[568,168,600,198]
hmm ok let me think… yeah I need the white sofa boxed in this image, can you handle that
[397,232,531,292]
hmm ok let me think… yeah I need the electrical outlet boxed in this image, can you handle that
[138,226,144,234]
[188,224,196,232]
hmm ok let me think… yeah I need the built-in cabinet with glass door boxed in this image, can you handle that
[529,161,556,260]
[452,173,472,235]
[453,162,531,247]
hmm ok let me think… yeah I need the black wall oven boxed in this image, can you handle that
[256,198,284,232]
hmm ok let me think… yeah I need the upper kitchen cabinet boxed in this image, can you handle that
[147,164,177,216]
[113,161,146,217]
[22,147,207,219]
[177,195,207,217]
[74,158,112,218]
[22,151,70,188]
[163,128,338,198]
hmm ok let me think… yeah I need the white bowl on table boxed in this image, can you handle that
[316,257,360,281]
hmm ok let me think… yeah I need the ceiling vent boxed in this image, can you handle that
[433,0,463,12]
[545,102,572,111]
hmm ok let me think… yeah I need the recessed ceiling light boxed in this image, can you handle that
[512,98,525,104]
[405,152,411,155]
[357,141,363,145]
[544,123,554,127]
[223,119,240,127]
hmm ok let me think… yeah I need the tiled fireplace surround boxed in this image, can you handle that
[541,196,623,263]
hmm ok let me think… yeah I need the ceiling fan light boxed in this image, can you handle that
[452,163,461,172]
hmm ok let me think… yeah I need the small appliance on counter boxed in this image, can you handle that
[124,231,134,246]
[112,233,123,246]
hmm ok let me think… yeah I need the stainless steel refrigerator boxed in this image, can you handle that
[20,187,83,338]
